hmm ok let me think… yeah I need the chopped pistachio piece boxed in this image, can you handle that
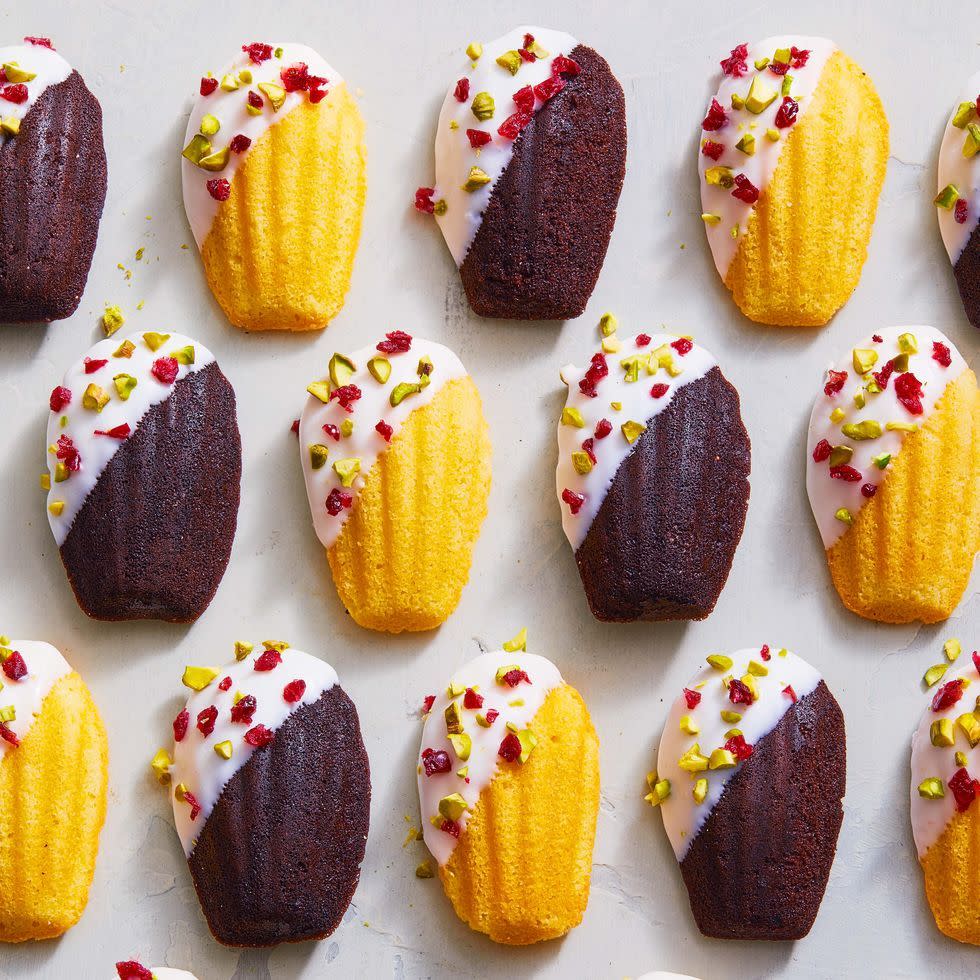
[692,777,708,804]
[438,793,468,822]
[834,507,853,526]
[956,713,980,748]
[952,101,977,128]
[415,859,435,879]
[705,165,734,188]
[214,740,233,760]
[219,73,239,91]
[853,389,867,410]
[54,462,68,483]
[923,663,948,688]
[678,745,709,773]
[170,345,195,365]
[934,184,960,210]
[182,133,212,165]
[930,718,955,747]
[754,56,770,70]
[701,212,721,225]
[447,732,472,761]
[367,356,391,384]
[956,751,969,768]
[340,418,354,438]
[644,776,671,806]
[495,663,521,683]
[444,701,463,735]
[730,92,745,110]
[679,714,700,735]
[48,501,65,516]
[561,406,585,428]
[897,332,918,355]
[82,383,110,412]
[447,681,465,698]
[461,165,491,192]
[841,420,882,441]
[871,452,891,469]
[2,63,36,84]
[830,407,845,423]
[329,353,356,387]
[720,709,742,723]
[466,41,483,61]
[503,628,527,653]
[495,50,522,75]
[113,374,138,401]
[102,305,125,336]
[470,92,494,120]
[516,728,538,763]
[333,457,361,487]
[944,638,962,662]
[745,75,777,114]
[39,472,50,491]
[143,331,170,351]
[708,748,737,770]
[309,444,330,470]
[0,116,20,137]
[150,748,173,783]
[234,641,254,661]
[964,123,980,159]
[885,421,918,433]
[598,311,619,336]
[781,74,794,96]
[621,420,647,444]
[390,381,423,407]
[766,127,780,141]
[746,659,768,677]
[917,777,945,800]
[258,81,286,111]
[601,336,622,355]
[852,348,879,373]
[571,450,593,475]
[306,380,331,403]
[199,114,220,136]
[706,654,733,672]
[182,666,218,691]
[828,445,853,467]
[735,132,756,156]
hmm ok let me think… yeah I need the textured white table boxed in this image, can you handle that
[0,1,977,978]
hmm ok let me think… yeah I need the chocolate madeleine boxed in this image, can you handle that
[45,333,240,623]
[556,327,750,622]
[654,647,845,940]
[421,27,626,320]
[157,643,370,947]
[0,39,106,322]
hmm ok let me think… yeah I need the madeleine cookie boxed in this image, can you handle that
[935,75,980,328]
[911,652,980,945]
[699,38,887,325]
[417,27,626,319]
[652,646,845,940]
[45,332,241,623]
[556,322,750,621]
[153,641,370,947]
[806,327,979,624]
[116,965,198,980]
[299,331,491,632]
[0,37,106,322]
[182,42,366,331]
[0,639,108,942]
[417,636,599,945]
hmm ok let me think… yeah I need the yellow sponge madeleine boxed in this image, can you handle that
[699,38,888,326]
[807,327,979,624]
[911,659,980,945]
[182,42,366,331]
[417,639,600,944]
[299,332,491,632]
[0,640,108,942]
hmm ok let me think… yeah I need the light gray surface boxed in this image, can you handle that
[0,1,977,978]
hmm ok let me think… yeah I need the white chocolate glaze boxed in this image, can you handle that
[0,42,71,130]
[182,42,341,249]
[656,646,822,861]
[936,71,980,264]
[698,37,836,278]
[910,658,980,859]
[417,648,563,867]
[433,25,578,265]
[0,640,71,756]
[805,325,966,549]
[168,644,337,856]
[555,333,716,551]
[45,332,215,547]
[299,335,467,550]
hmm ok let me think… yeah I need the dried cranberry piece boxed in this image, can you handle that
[196,705,218,737]
[498,732,522,762]
[731,173,760,204]
[728,678,755,705]
[894,372,924,415]
[0,84,28,104]
[421,747,452,776]
[173,709,189,742]
[115,961,153,980]
[453,77,470,102]
[578,352,608,397]
[254,649,282,672]
[2,651,27,681]
[247,90,263,112]
[152,357,179,384]
[701,98,728,131]
[466,128,492,148]
[218,675,232,692]
[326,488,353,515]
[329,384,362,412]
[375,420,393,442]
[650,383,669,398]
[84,357,108,374]
[518,47,536,64]
[57,434,81,471]
[513,85,535,114]
[774,96,799,128]
[783,684,798,703]
[948,767,980,813]
[724,733,754,760]
[463,687,484,709]
[283,679,306,703]
[230,694,258,724]
[94,423,131,440]
[636,334,652,347]
[229,134,252,153]
[720,43,749,77]
[932,679,965,712]
[308,84,328,104]
[281,62,311,92]
[0,724,19,747]
[200,76,219,96]
[422,694,436,714]
[183,790,202,820]
[954,198,969,224]
[594,418,612,439]
[872,334,883,343]
[49,386,72,412]
[671,338,693,356]
[323,423,341,442]
[245,724,275,747]
[861,483,877,498]
[24,36,54,49]
[823,369,848,397]
[760,644,771,661]
[533,76,565,101]
[522,33,536,49]
[242,42,273,64]
[376,330,413,354]
[206,178,231,201]
[829,464,862,482]
[791,47,810,68]
[812,439,832,463]
[768,59,790,76]
[973,650,980,675]
[414,187,435,214]
[562,488,585,515]
[683,688,702,709]
[551,54,580,77]
[498,110,532,139]
[580,437,597,467]
[701,139,725,160]
[501,668,531,688]
[932,341,952,367]
[441,819,461,837]
[484,708,500,726]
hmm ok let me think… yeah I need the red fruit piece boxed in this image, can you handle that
[760,644,772,661]
[498,732,522,762]
[728,678,755,705]
[152,357,179,384]
[783,684,798,703]
[774,96,799,128]
[230,694,257,724]
[254,649,282,672]
[375,420,393,442]
[325,488,353,516]
[484,708,500,726]
[244,724,275,747]
[206,178,231,201]
[49,386,72,412]
[329,384,362,411]
[196,705,218,737]
[173,708,189,742]
[498,110,532,140]
[519,48,536,64]
[376,330,413,354]
[872,334,883,343]
[720,42,749,77]
[522,33,536,49]
[701,140,725,160]
[861,483,877,498]
[579,352,608,397]
[422,694,436,714]
[724,733,754,761]
[247,90,263,112]
[501,668,531,688]
[116,961,153,980]
[24,36,54,49]
[701,98,728,131]
[463,687,484,709]
[636,334,652,347]
[731,173,760,204]
[0,725,19,747]
[466,128,491,148]
[872,359,895,391]
[441,819,461,838]
[242,42,273,64]
[683,688,702,709]
[200,76,219,96]
[229,134,252,153]
[671,338,693,356]
[421,747,452,776]
[551,55,580,77]
[650,383,669,398]
[954,198,969,224]
[2,650,27,681]
[932,679,965,712]
[323,423,341,442]
[594,418,612,439]
[308,84,328,105]
[768,59,790,76]
[533,76,565,102]
[824,369,848,397]
[948,767,980,813]
[581,437,596,466]
[218,676,232,692]
[932,341,952,367]
[94,423,131,440]
[414,187,435,214]
[183,791,202,820]
[562,488,585,515]
[453,77,470,102]
[84,356,108,374]
[894,372,924,415]
[1,84,28,104]
[283,679,306,704]
[512,85,535,114]
[280,62,311,92]
[791,47,810,68]
[812,439,832,463]
[56,434,81,471]
[973,650,980,675]
[829,464,862,482]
